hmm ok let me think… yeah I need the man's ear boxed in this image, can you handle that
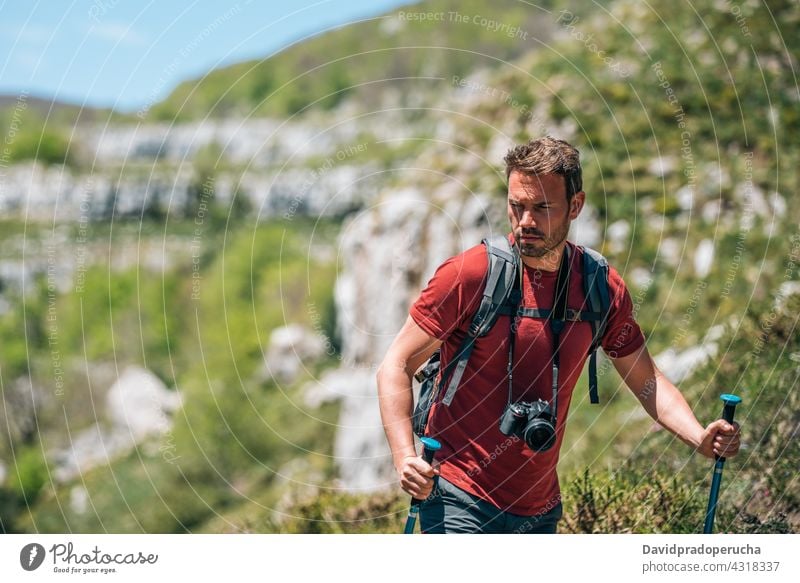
[569,191,585,219]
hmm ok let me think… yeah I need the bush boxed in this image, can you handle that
[561,466,706,533]
[8,445,48,503]
[279,488,406,534]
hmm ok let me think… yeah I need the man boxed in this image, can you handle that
[376,136,740,534]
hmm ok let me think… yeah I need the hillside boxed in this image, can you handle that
[276,294,800,533]
[0,0,797,534]
[147,0,567,120]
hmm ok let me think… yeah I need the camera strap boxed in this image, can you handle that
[506,245,572,421]
[549,245,572,421]
[506,270,521,407]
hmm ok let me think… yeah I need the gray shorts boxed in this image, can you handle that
[419,476,562,534]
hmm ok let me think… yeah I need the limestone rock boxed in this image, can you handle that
[694,239,714,279]
[265,324,327,384]
[52,367,181,482]
[1,376,47,445]
[70,485,90,515]
[571,202,602,249]
[307,367,394,492]
[654,325,725,384]
[106,366,181,441]
[323,185,492,491]
[606,220,630,255]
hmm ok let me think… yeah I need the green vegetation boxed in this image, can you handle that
[0,218,341,532]
[0,108,74,166]
[274,296,799,533]
[1,0,797,533]
[272,0,799,533]
[148,0,565,121]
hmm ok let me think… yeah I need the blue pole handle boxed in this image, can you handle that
[703,394,742,534]
[720,393,741,425]
[420,436,442,465]
[412,437,441,504]
[403,437,442,534]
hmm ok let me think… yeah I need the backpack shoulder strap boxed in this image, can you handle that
[468,234,518,337]
[581,245,611,404]
[440,234,519,406]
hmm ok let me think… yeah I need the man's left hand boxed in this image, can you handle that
[698,419,741,459]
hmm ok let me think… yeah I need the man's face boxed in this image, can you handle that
[507,170,585,260]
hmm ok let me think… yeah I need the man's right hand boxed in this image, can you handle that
[397,455,439,499]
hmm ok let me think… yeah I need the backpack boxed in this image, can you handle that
[411,234,612,438]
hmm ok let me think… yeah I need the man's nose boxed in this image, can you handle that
[519,209,536,228]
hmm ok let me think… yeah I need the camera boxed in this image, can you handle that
[498,400,556,452]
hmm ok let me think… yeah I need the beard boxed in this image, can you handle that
[513,220,570,259]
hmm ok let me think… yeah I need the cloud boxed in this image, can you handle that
[88,22,146,46]
[0,23,55,44]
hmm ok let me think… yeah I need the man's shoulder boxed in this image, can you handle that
[569,242,630,297]
[578,246,635,309]
[572,242,611,275]
[435,234,510,287]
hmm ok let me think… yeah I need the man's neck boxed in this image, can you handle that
[518,241,569,272]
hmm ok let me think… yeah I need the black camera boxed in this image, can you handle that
[499,400,556,452]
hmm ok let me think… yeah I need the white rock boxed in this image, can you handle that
[654,325,724,384]
[327,185,490,491]
[606,220,630,254]
[774,281,800,311]
[70,485,89,515]
[105,366,181,442]
[705,324,726,343]
[701,199,721,223]
[736,181,769,220]
[304,369,345,409]
[571,202,602,248]
[655,344,715,384]
[379,15,404,35]
[675,185,695,212]
[486,135,514,166]
[648,156,676,177]
[265,324,327,384]
[770,192,786,217]
[3,376,46,444]
[657,238,681,267]
[704,162,730,191]
[304,367,394,492]
[630,267,654,289]
[694,239,714,278]
[52,423,134,482]
[52,367,181,483]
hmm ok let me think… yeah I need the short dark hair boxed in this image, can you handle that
[503,136,582,200]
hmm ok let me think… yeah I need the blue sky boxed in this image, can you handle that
[0,0,418,111]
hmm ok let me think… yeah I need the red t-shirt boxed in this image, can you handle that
[409,233,645,515]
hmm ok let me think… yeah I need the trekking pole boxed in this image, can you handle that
[703,393,742,534]
[403,436,441,534]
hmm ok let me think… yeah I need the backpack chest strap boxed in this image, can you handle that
[496,305,603,322]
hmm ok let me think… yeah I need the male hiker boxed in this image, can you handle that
[376,136,741,534]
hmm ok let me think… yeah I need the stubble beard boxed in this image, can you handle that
[514,221,570,260]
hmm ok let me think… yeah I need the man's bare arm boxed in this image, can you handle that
[611,344,740,459]
[376,315,442,498]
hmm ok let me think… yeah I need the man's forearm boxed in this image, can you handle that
[637,369,705,449]
[376,364,418,469]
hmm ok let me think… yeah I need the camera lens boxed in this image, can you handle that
[521,400,556,452]
[523,420,556,452]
